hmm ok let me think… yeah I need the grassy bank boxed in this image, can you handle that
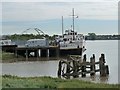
[1,52,15,60]
[2,75,119,88]
[0,51,17,63]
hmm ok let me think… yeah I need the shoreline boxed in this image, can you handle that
[1,57,61,63]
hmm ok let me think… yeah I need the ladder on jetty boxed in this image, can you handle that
[57,54,109,79]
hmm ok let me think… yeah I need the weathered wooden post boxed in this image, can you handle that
[81,54,86,77]
[99,54,106,76]
[90,54,96,76]
[66,56,71,79]
[73,60,79,78]
[57,61,62,78]
[105,65,109,75]
[66,61,71,79]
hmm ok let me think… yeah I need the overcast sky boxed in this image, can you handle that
[1,0,119,35]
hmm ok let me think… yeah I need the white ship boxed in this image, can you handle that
[55,8,86,56]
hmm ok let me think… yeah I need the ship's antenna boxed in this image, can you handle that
[62,16,64,37]
[71,8,78,40]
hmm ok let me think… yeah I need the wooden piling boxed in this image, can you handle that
[99,54,107,76]
[105,65,109,75]
[57,53,109,78]
[57,61,62,78]
[73,60,79,78]
[66,61,71,79]
[90,55,96,76]
[81,54,86,77]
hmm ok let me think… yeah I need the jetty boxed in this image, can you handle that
[15,46,59,60]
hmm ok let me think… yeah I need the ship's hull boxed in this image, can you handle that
[59,48,83,56]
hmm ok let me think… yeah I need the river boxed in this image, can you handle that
[1,40,119,84]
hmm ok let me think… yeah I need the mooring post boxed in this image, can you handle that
[66,62,71,79]
[99,54,106,76]
[101,54,105,63]
[105,65,109,75]
[73,61,77,78]
[73,57,79,78]
[90,54,95,76]
[81,54,86,77]
[57,61,62,78]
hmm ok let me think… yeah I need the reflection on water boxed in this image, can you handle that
[90,75,109,83]
[77,74,109,84]
[2,40,118,84]
[2,61,59,77]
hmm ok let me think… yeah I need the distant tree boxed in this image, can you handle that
[88,33,96,40]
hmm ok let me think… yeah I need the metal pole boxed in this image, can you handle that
[62,16,64,37]
[72,8,75,40]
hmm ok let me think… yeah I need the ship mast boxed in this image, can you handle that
[71,8,77,40]
[62,16,64,37]
[72,8,75,37]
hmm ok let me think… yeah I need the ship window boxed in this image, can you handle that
[5,42,8,44]
[75,32,77,35]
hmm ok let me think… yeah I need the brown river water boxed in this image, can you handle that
[1,40,119,84]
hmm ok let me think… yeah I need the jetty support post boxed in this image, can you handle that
[47,49,49,58]
[37,49,39,60]
[38,49,41,57]
[15,49,18,58]
[56,47,59,59]
[25,49,28,61]
[81,54,86,77]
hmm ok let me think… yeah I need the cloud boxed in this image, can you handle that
[1,1,118,35]
[1,0,119,2]
[2,2,118,22]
